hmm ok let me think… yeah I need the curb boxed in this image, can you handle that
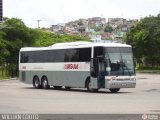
[0,78,17,82]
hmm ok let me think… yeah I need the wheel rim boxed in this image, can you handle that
[43,79,48,88]
[35,79,39,88]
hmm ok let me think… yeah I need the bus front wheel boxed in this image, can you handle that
[33,76,41,89]
[109,88,120,93]
[86,80,98,92]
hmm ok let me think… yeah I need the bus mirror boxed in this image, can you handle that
[90,58,98,77]
[106,67,111,72]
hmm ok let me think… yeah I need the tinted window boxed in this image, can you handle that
[20,48,91,63]
[65,49,79,62]
[79,48,91,61]
[94,47,104,58]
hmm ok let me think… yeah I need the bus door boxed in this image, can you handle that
[90,57,105,89]
[97,57,105,88]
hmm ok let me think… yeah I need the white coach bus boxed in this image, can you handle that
[19,41,136,93]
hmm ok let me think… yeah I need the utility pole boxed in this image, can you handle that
[37,20,41,28]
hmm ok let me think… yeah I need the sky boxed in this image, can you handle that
[3,0,160,28]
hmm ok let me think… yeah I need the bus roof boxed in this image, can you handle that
[20,41,131,51]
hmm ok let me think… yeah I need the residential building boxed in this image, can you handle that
[108,18,127,29]
[88,17,106,28]
[48,17,138,43]
[50,23,65,34]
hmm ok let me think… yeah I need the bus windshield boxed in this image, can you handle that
[105,47,135,76]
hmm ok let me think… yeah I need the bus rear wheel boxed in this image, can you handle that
[33,76,41,89]
[42,77,50,89]
[109,88,120,93]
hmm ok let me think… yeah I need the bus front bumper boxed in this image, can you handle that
[105,76,136,89]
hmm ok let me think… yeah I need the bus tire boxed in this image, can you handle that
[42,77,50,89]
[86,79,98,92]
[109,88,120,93]
[33,76,41,89]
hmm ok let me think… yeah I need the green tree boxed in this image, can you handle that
[3,18,35,46]
[104,25,113,33]
[0,31,9,64]
[1,18,36,76]
[125,14,160,68]
[34,29,90,47]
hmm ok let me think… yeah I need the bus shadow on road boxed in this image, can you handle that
[23,87,133,94]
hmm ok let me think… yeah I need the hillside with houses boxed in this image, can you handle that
[50,17,138,43]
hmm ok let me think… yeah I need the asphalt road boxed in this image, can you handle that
[0,73,160,116]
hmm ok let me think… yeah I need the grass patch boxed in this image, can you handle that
[136,67,160,73]
[0,77,10,80]
[0,69,10,80]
